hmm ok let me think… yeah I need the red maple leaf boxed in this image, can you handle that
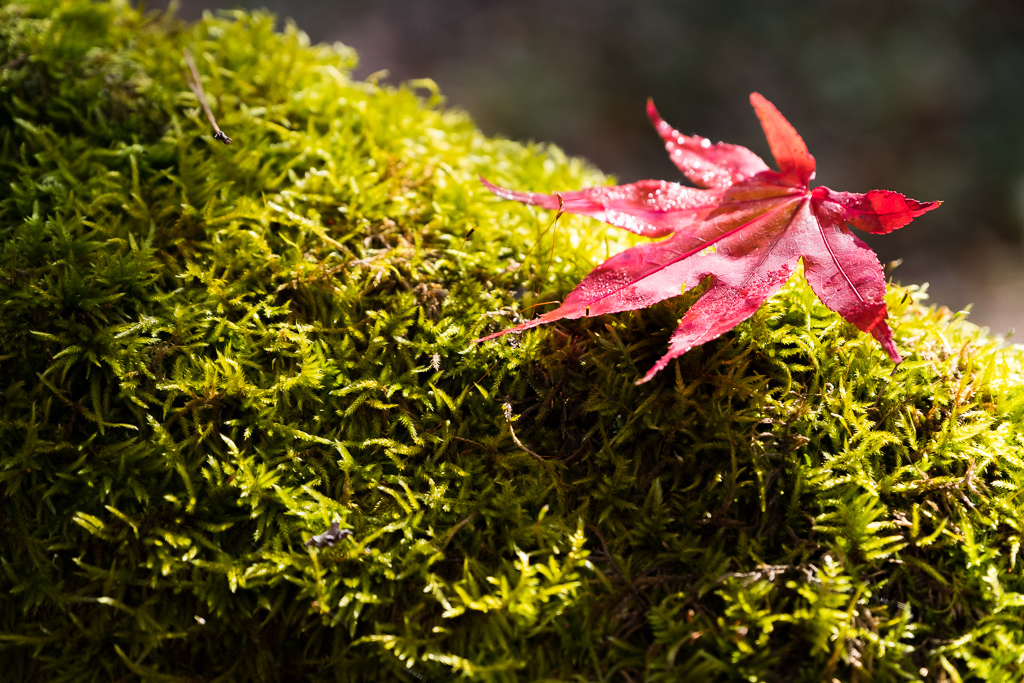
[480,93,940,384]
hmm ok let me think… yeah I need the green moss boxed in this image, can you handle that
[3,1,1024,680]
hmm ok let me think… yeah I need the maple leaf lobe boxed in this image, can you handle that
[815,187,942,235]
[749,92,816,185]
[480,94,940,383]
[646,98,768,189]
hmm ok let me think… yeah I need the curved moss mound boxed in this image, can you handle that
[4,2,1024,680]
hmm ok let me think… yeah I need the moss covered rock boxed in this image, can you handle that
[3,1,1024,680]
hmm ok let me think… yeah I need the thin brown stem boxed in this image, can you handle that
[534,193,564,303]
[441,512,476,547]
[183,48,231,144]
[508,420,545,460]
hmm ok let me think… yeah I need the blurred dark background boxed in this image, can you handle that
[144,0,1024,335]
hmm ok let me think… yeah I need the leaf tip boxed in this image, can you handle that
[480,176,518,202]
[646,98,661,124]
[747,92,815,184]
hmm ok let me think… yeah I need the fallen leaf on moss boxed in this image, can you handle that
[480,93,940,383]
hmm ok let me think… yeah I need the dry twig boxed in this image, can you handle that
[183,48,232,144]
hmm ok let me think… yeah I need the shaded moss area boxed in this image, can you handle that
[3,1,1024,680]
